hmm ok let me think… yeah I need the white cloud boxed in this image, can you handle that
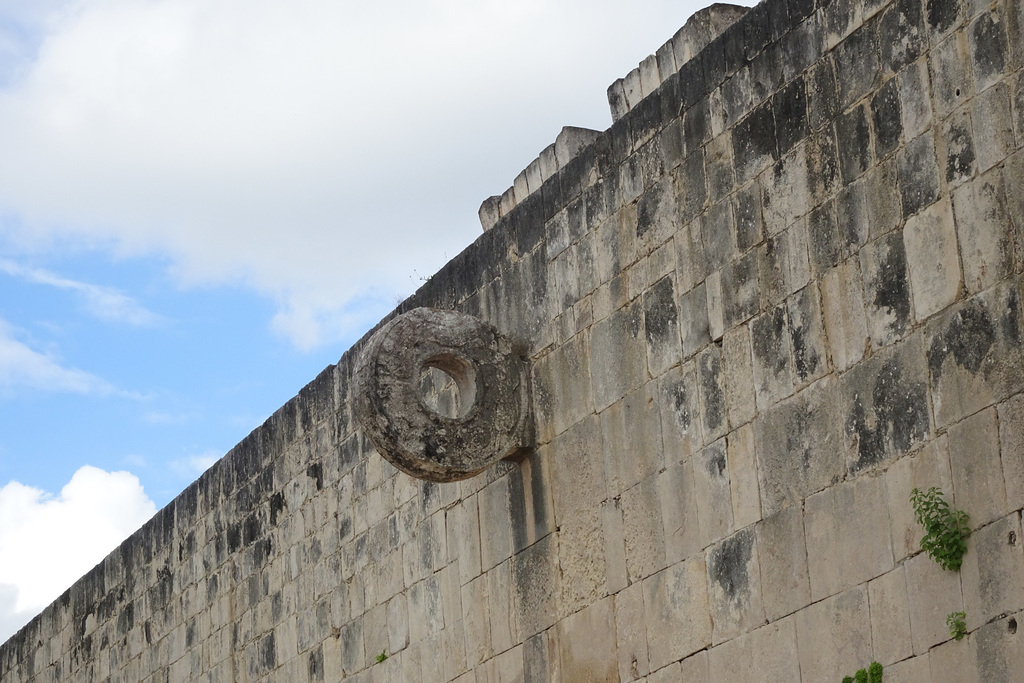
[0,258,162,326]
[0,0,725,348]
[0,318,114,395]
[0,465,157,642]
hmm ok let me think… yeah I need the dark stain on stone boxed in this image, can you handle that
[270,491,286,526]
[706,443,727,479]
[871,78,903,158]
[306,462,324,491]
[1000,287,1020,344]
[668,381,692,431]
[789,290,822,382]
[847,357,929,472]
[752,306,789,377]
[309,645,325,681]
[644,276,678,345]
[944,116,975,184]
[926,0,959,35]
[928,301,996,379]
[971,11,1006,86]
[700,351,726,433]
[871,235,911,337]
[710,530,753,604]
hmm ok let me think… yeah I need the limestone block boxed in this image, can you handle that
[820,257,868,372]
[643,275,681,377]
[513,170,530,206]
[601,497,628,596]
[447,495,481,586]
[608,79,629,122]
[755,377,848,515]
[937,107,976,190]
[532,333,593,444]
[952,167,1012,294]
[722,323,757,428]
[865,157,902,240]
[732,101,778,184]
[868,566,913,665]
[658,362,704,462]
[697,345,728,443]
[554,598,618,683]
[905,551,963,655]
[722,251,760,329]
[613,582,649,681]
[656,41,677,83]
[929,31,974,120]
[479,477,513,572]
[756,505,810,622]
[707,617,801,682]
[897,132,940,219]
[961,514,1024,631]
[839,335,931,475]
[884,655,931,683]
[805,474,894,601]
[642,559,711,670]
[898,58,933,140]
[795,586,873,682]
[558,504,607,619]
[513,536,558,640]
[550,416,605,527]
[486,560,516,654]
[860,232,913,348]
[949,407,1008,528]
[461,575,491,668]
[523,631,554,683]
[639,54,660,99]
[885,436,955,562]
[705,270,725,341]
[385,594,408,654]
[706,528,765,643]
[726,425,761,529]
[758,219,811,308]
[787,285,827,387]
[478,196,501,232]
[761,141,813,235]
[998,393,1024,511]
[659,459,702,565]
[706,131,736,203]
[601,383,663,495]
[693,439,734,546]
[674,217,707,293]
[926,279,1024,427]
[591,300,647,412]
[751,304,794,410]
[623,68,643,110]
[621,476,667,582]
[678,283,711,360]
[973,613,1024,681]
[903,198,961,323]
[637,175,680,253]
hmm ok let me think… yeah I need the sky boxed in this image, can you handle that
[0,0,752,642]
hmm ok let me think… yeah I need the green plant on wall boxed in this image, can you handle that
[841,661,882,683]
[948,611,967,641]
[375,649,388,663]
[910,486,969,571]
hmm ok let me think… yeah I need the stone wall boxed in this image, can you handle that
[3,0,1024,680]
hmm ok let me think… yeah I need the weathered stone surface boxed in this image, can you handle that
[706,528,764,643]
[960,513,1024,631]
[796,586,873,682]
[820,258,868,371]
[707,617,801,681]
[903,198,961,322]
[642,559,711,670]
[755,377,847,515]
[885,436,955,561]
[926,279,1024,427]
[354,308,533,482]
[868,566,913,665]
[948,407,1007,528]
[756,505,809,622]
[906,550,964,654]
[555,598,618,683]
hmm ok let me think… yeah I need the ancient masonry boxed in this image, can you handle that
[4,0,1024,679]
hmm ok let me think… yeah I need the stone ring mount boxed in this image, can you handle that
[353,307,533,483]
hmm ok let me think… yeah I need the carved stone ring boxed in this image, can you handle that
[353,308,532,482]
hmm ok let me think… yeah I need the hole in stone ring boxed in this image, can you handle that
[418,353,477,419]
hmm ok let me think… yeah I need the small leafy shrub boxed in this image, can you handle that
[910,486,969,571]
[948,611,967,640]
[842,661,882,682]
[375,649,388,663]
